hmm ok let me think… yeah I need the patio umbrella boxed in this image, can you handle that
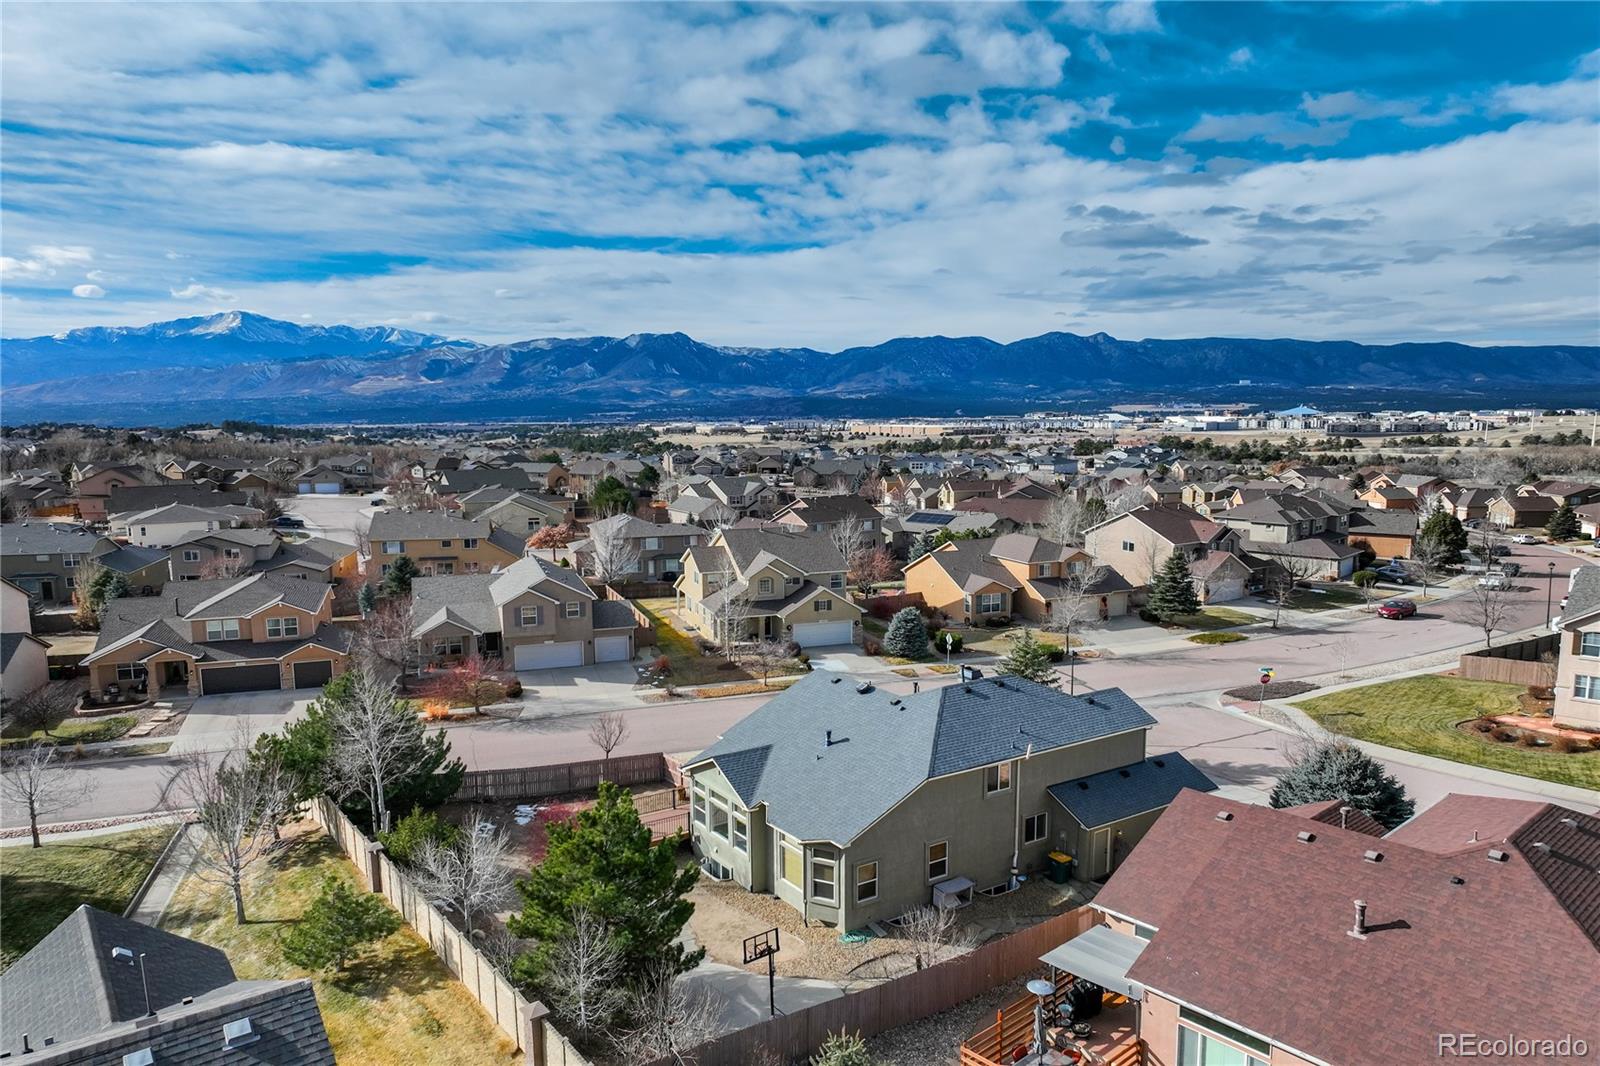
[1027,978,1055,1053]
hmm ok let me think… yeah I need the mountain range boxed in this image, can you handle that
[5,311,1599,424]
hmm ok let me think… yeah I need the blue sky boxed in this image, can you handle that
[2,1,1597,348]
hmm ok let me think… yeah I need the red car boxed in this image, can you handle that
[1377,599,1417,619]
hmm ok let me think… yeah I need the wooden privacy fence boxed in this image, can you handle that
[452,752,670,802]
[645,906,1101,1066]
[1458,633,1559,686]
[310,796,591,1066]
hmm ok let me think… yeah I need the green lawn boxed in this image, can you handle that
[1268,584,1365,612]
[960,627,1076,655]
[1,824,176,969]
[161,823,516,1066]
[1188,631,1248,645]
[1294,675,1600,791]
[0,714,137,749]
[1170,606,1257,630]
[635,598,805,686]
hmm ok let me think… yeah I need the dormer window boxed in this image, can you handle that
[759,577,773,595]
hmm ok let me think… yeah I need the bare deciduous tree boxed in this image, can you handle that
[1044,564,1107,694]
[1,742,96,848]
[1267,556,1323,627]
[168,744,291,922]
[588,711,630,766]
[899,903,980,972]
[198,554,251,580]
[358,600,420,681]
[1409,536,1454,596]
[1099,482,1147,520]
[543,907,626,1037]
[707,581,753,659]
[1039,494,1092,546]
[827,515,867,567]
[411,814,515,934]
[618,961,722,1065]
[2,682,78,738]
[327,667,419,834]
[587,519,643,584]
[743,639,791,686]
[1455,580,1514,651]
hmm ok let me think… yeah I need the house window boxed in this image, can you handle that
[64,574,76,590]
[520,606,541,626]
[644,537,661,550]
[779,834,803,887]
[265,617,300,639]
[813,598,832,612]
[709,796,730,839]
[463,538,479,549]
[182,550,200,562]
[732,810,748,853]
[1580,632,1600,657]
[759,577,773,595]
[829,573,845,590]
[810,853,837,904]
[440,539,453,548]
[63,554,81,568]
[1177,1012,1269,1066]
[691,781,707,826]
[977,592,1004,614]
[1121,540,1135,552]
[1024,812,1048,844]
[1036,564,1051,577]
[382,541,404,554]
[528,519,539,531]
[436,562,454,576]
[116,663,147,682]
[927,841,948,882]
[564,601,582,619]
[1576,675,1600,699]
[205,619,241,641]
[432,637,464,656]
[856,861,878,903]
[984,763,1011,794]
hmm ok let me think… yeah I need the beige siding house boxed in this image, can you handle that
[674,527,861,649]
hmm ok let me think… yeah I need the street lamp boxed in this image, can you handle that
[1547,561,1558,622]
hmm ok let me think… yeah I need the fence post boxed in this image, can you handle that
[522,1001,551,1066]
[363,840,385,893]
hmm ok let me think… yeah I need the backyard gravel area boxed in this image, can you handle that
[865,974,1029,1065]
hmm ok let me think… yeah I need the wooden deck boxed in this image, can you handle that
[959,970,1142,1066]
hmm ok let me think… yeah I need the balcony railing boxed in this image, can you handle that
[958,970,1142,1066]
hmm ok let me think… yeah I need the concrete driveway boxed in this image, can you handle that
[281,492,378,548]
[515,659,653,715]
[168,690,317,754]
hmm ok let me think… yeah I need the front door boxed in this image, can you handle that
[163,661,190,687]
[762,616,779,639]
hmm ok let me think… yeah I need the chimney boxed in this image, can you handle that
[1339,805,1352,829]
[1349,899,1368,939]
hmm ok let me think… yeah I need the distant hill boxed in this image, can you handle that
[1,310,472,384]
[5,312,1598,423]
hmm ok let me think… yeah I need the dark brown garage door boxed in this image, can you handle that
[199,663,282,695]
[292,659,334,690]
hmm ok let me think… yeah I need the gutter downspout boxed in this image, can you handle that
[1011,744,1031,889]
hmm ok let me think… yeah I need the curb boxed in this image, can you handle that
[124,822,190,919]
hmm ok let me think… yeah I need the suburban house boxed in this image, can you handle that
[1446,485,1499,523]
[566,457,651,498]
[1367,471,1458,500]
[296,454,375,494]
[0,575,50,702]
[1345,507,1420,561]
[91,542,171,594]
[0,522,116,605]
[167,528,357,583]
[70,463,157,522]
[685,673,1212,929]
[771,494,886,552]
[105,483,248,519]
[574,514,705,583]
[674,527,863,648]
[368,511,524,577]
[882,510,1009,557]
[431,466,538,497]
[793,458,875,491]
[1210,493,1362,580]
[954,493,1053,526]
[84,572,352,697]
[1488,491,1558,529]
[1357,484,1418,510]
[1520,479,1600,507]
[108,502,263,547]
[937,478,1001,509]
[676,475,782,518]
[410,554,639,671]
[1083,505,1266,604]
[1071,789,1597,1066]
[1,905,333,1065]
[665,492,740,527]
[454,486,573,531]
[903,533,1133,624]
[1551,564,1600,729]
[2,473,73,516]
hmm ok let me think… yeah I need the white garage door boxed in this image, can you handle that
[792,620,854,648]
[513,641,584,670]
[594,634,632,663]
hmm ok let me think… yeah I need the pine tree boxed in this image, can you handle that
[1000,629,1058,687]
[509,782,703,990]
[1148,551,1201,621]
[356,583,377,617]
[1269,740,1415,829]
[380,555,419,597]
[1418,509,1468,564]
[1547,502,1580,541]
[908,532,935,562]
[882,606,930,659]
[281,876,401,972]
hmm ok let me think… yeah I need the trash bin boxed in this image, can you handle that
[1048,851,1073,884]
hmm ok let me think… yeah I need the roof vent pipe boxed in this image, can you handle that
[1349,899,1368,939]
[1339,805,1352,829]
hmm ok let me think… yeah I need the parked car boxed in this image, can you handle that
[1465,519,1483,529]
[1377,599,1417,619]
[1488,544,1513,557]
[1511,533,1540,545]
[273,515,305,528]
[1374,563,1412,582]
[1479,574,1510,590]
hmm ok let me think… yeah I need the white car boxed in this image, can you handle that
[1510,533,1539,545]
[1478,574,1510,590]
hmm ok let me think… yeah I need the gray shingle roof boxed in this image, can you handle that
[1046,752,1217,829]
[691,673,1155,844]
[410,555,594,637]
[0,522,107,557]
[1560,564,1600,625]
[92,544,170,575]
[593,600,639,630]
[718,527,848,576]
[368,510,494,541]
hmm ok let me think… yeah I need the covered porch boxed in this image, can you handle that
[960,924,1146,1066]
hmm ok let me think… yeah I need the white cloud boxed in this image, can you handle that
[0,244,94,279]
[177,140,380,174]
[85,269,108,282]
[1227,47,1253,68]
[71,283,106,298]
[170,282,236,300]
[1109,135,1127,155]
